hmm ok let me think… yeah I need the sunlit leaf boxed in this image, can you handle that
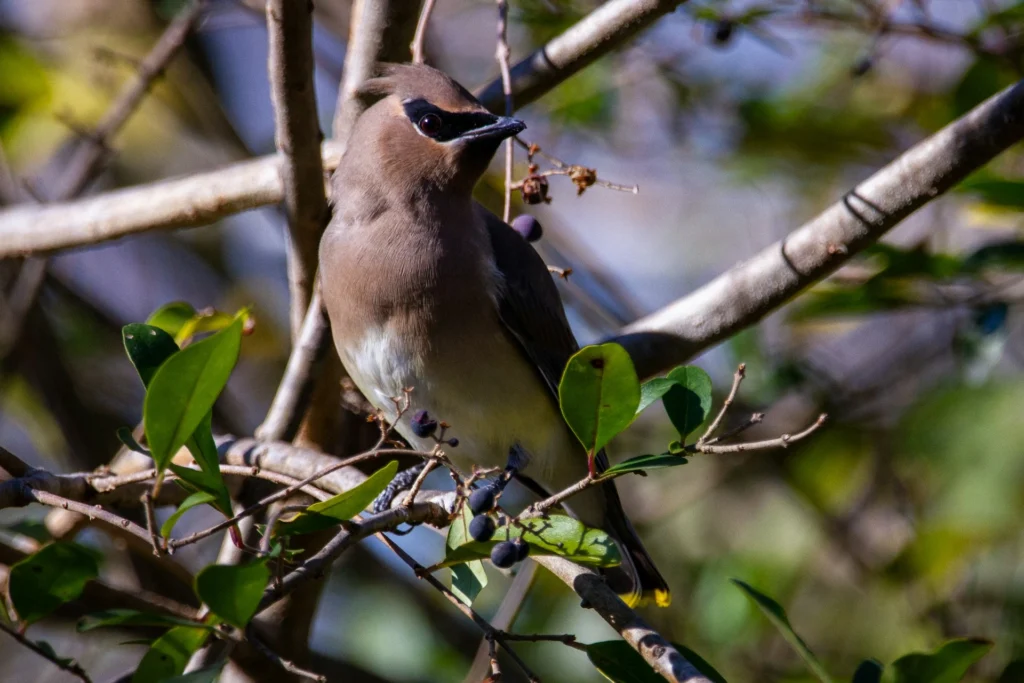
[276,460,399,536]
[194,561,269,629]
[451,560,487,606]
[891,639,993,683]
[559,343,640,456]
[732,579,833,682]
[662,365,713,440]
[636,377,676,415]
[9,542,99,624]
[132,626,209,683]
[161,491,218,538]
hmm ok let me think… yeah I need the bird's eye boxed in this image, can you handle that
[417,113,442,137]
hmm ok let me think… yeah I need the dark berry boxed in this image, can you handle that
[851,55,873,78]
[513,538,529,562]
[712,19,734,46]
[446,437,459,448]
[490,541,518,568]
[468,485,497,515]
[511,215,543,242]
[469,514,496,542]
[410,410,437,438]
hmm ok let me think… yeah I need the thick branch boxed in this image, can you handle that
[267,0,330,338]
[475,0,687,113]
[613,79,1024,378]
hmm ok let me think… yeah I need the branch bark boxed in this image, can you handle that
[474,0,687,113]
[267,0,330,338]
[611,79,1024,379]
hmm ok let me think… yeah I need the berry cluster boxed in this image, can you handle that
[466,479,530,569]
[410,409,459,448]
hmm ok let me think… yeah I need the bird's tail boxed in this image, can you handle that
[600,481,671,608]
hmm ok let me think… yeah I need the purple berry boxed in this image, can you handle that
[490,541,518,568]
[446,437,459,448]
[513,538,529,562]
[410,410,437,438]
[468,485,497,515]
[469,515,496,542]
[511,215,543,242]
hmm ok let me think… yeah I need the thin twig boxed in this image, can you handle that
[403,457,438,509]
[29,490,153,548]
[0,621,93,683]
[411,0,439,64]
[697,363,745,446]
[691,414,828,454]
[498,631,585,651]
[496,0,514,223]
[701,412,764,446]
[141,491,163,555]
[246,627,327,682]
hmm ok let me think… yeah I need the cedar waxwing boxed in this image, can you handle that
[319,63,669,607]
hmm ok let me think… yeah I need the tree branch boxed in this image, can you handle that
[0,620,93,683]
[612,79,1024,379]
[475,0,687,113]
[266,0,330,338]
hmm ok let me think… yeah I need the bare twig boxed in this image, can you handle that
[141,491,163,555]
[256,286,331,442]
[29,490,153,548]
[411,0,439,64]
[696,363,745,446]
[0,621,93,683]
[496,0,514,223]
[614,79,1024,379]
[701,412,764,446]
[475,0,687,113]
[266,0,330,339]
[464,562,538,682]
[691,414,828,454]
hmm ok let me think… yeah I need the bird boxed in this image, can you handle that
[319,63,669,608]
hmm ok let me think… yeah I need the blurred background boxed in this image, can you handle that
[2,0,1024,681]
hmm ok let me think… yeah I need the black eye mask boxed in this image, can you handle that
[402,99,499,142]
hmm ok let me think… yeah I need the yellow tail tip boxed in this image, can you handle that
[623,588,672,608]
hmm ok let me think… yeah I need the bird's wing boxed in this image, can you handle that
[480,206,579,397]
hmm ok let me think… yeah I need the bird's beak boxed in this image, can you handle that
[460,115,526,142]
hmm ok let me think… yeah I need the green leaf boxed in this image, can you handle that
[446,505,620,567]
[852,659,883,683]
[586,640,727,683]
[78,609,209,633]
[559,343,641,455]
[636,377,677,415]
[276,460,399,536]
[732,579,833,683]
[33,640,77,668]
[194,561,269,629]
[116,427,151,455]
[144,315,243,473]
[161,491,218,538]
[451,560,487,606]
[9,542,99,624]
[147,302,198,340]
[662,365,713,440]
[132,626,210,683]
[601,453,688,478]
[123,324,180,387]
[891,639,993,683]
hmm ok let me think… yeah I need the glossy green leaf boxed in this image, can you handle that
[147,302,198,339]
[144,316,243,473]
[446,505,620,567]
[586,640,727,683]
[132,626,210,683]
[78,609,209,633]
[116,427,150,455]
[161,491,218,538]
[891,639,993,683]
[662,366,713,440]
[123,324,180,387]
[559,343,641,455]
[451,559,487,606]
[277,460,399,536]
[732,579,833,683]
[601,453,688,478]
[9,542,99,624]
[636,377,677,415]
[194,561,269,629]
[852,659,883,683]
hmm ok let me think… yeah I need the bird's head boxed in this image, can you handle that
[348,63,525,195]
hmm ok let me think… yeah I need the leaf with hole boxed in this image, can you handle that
[9,542,99,624]
[132,626,210,683]
[276,460,399,536]
[194,561,269,629]
[732,579,832,682]
[891,638,992,683]
[77,609,210,633]
[559,343,640,456]
[144,315,243,474]
[123,324,179,387]
[446,505,620,567]
[586,640,727,683]
[601,453,688,478]
[661,365,713,440]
